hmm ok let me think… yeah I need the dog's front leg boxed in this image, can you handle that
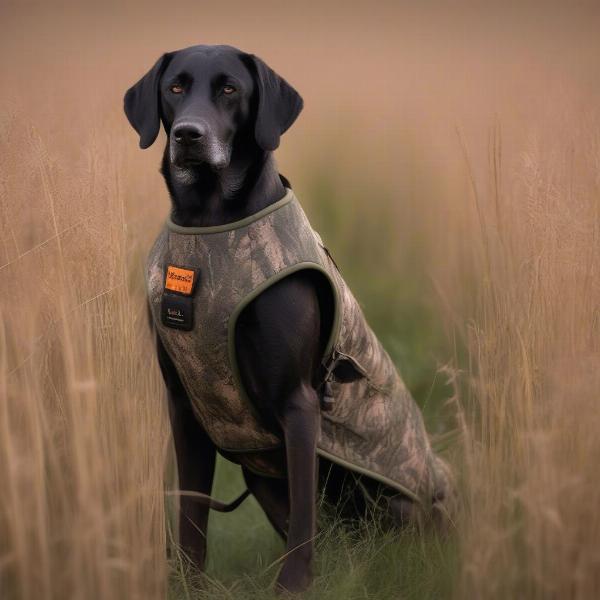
[168,389,217,570]
[157,333,216,571]
[276,383,320,594]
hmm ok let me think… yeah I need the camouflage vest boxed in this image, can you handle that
[146,188,450,505]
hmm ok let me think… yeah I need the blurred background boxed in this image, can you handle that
[1,1,599,598]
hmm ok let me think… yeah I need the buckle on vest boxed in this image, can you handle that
[321,380,335,412]
[319,349,367,411]
[319,350,338,412]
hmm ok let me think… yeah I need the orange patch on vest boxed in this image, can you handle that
[165,265,195,295]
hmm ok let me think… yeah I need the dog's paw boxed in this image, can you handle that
[275,561,313,595]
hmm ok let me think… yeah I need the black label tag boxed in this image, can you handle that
[161,292,194,331]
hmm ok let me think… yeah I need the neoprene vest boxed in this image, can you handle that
[146,188,451,506]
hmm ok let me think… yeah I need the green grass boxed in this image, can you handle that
[167,171,459,598]
[168,460,458,599]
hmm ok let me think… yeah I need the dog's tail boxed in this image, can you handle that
[165,488,251,513]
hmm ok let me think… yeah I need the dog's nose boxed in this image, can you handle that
[172,123,205,145]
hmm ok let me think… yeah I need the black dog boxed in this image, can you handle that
[124,44,447,594]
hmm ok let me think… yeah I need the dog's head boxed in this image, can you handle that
[123,45,303,173]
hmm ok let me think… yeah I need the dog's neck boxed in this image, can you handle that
[162,145,287,228]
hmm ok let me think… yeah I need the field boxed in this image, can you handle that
[1,2,600,598]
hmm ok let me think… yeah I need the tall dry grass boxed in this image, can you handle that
[2,3,600,598]
[450,121,600,598]
[0,118,170,599]
[3,115,599,599]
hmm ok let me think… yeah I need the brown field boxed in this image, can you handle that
[1,2,599,598]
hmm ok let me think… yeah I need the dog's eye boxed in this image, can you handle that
[169,84,184,94]
[223,85,236,95]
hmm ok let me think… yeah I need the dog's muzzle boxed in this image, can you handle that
[170,121,230,171]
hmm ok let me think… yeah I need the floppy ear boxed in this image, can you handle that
[124,53,173,149]
[243,54,304,151]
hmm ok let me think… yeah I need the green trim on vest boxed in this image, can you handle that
[315,448,421,503]
[166,187,295,234]
[227,261,342,416]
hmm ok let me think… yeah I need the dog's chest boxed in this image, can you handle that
[146,226,284,453]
